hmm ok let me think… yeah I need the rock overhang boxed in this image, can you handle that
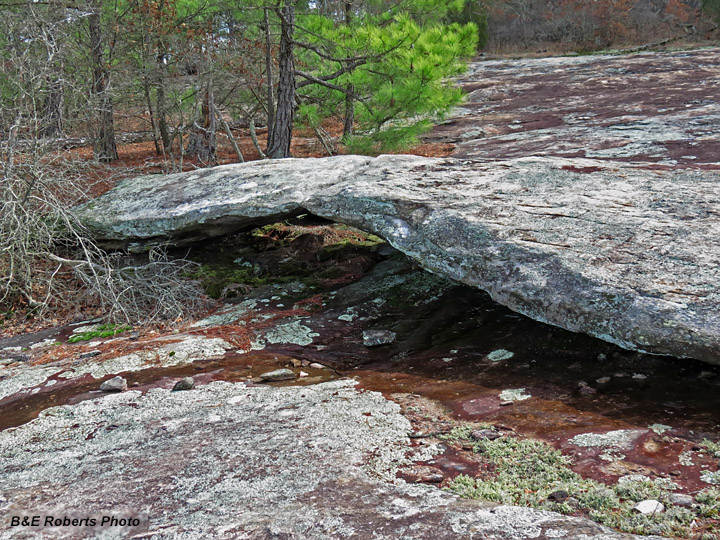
[74,153,720,365]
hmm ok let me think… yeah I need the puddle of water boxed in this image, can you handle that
[0,352,336,431]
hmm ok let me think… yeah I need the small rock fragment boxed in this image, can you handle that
[362,330,396,347]
[172,377,194,391]
[499,401,513,407]
[309,362,326,369]
[99,376,127,392]
[79,350,101,359]
[633,500,664,514]
[499,388,531,402]
[668,493,694,507]
[578,385,597,396]
[486,349,514,362]
[404,465,445,484]
[597,353,608,361]
[259,369,296,382]
[299,371,309,378]
[632,373,648,380]
[596,376,611,384]
[471,429,502,441]
[547,490,569,502]
[648,423,672,435]
[289,358,303,367]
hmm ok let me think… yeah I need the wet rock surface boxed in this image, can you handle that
[0,380,650,540]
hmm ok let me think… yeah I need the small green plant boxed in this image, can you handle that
[701,439,720,459]
[614,477,666,502]
[443,423,716,538]
[445,429,595,507]
[68,324,131,343]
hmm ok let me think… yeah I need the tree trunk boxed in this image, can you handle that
[41,0,64,138]
[42,76,64,138]
[142,75,162,155]
[343,89,354,139]
[264,7,275,150]
[186,78,217,165]
[88,1,118,162]
[267,1,295,159]
[342,2,354,139]
[156,59,172,154]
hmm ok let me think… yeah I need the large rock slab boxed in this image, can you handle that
[0,379,658,539]
[75,154,720,364]
[428,47,720,168]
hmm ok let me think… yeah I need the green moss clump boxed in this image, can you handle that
[444,423,716,538]
[191,263,318,300]
[68,324,131,343]
[701,439,720,459]
[192,265,267,299]
[445,433,593,507]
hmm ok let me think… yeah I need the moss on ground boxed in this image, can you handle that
[68,324,131,343]
[701,439,720,459]
[443,425,720,538]
[191,264,308,299]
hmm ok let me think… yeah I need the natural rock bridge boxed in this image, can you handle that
[76,48,720,365]
[75,151,720,364]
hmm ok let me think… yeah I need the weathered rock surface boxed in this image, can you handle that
[0,379,658,539]
[428,48,720,168]
[75,153,720,364]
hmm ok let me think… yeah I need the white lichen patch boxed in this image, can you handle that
[487,349,515,362]
[260,320,319,347]
[29,338,59,350]
[648,424,672,435]
[191,299,258,327]
[599,450,626,462]
[499,388,531,401]
[679,450,694,466]
[61,337,231,379]
[338,308,358,322]
[0,366,62,401]
[71,324,102,334]
[700,470,720,485]
[569,429,646,450]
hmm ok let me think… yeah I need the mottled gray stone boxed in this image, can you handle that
[362,329,397,347]
[259,368,297,381]
[172,377,194,391]
[98,376,127,392]
[668,493,694,507]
